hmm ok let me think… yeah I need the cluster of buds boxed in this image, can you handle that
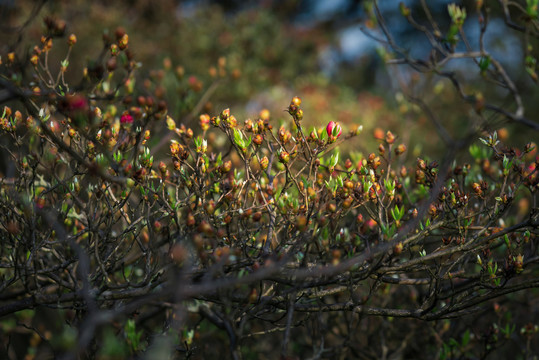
[288,96,303,120]
[415,158,438,186]
[471,180,488,198]
[0,117,14,132]
[138,147,154,168]
[170,140,189,169]
[0,106,17,132]
[514,254,524,273]
[195,137,208,154]
[278,125,292,144]
[217,108,237,128]
[367,153,381,170]
[87,141,96,160]
[244,118,254,132]
[438,182,469,209]
[158,161,169,178]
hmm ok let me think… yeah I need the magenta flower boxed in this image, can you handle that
[326,121,342,139]
[120,112,133,124]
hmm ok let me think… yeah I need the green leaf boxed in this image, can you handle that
[462,329,470,346]
[479,56,490,73]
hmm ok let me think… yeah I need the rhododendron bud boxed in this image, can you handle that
[199,114,210,131]
[118,34,129,50]
[326,121,342,141]
[278,126,287,143]
[220,108,230,121]
[373,128,385,140]
[259,109,270,121]
[158,161,167,175]
[220,160,232,173]
[279,150,290,164]
[395,144,407,155]
[253,134,263,146]
[68,34,77,46]
[226,115,237,128]
[260,156,269,170]
[110,44,119,56]
[385,131,396,144]
[256,119,265,132]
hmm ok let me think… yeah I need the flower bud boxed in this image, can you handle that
[244,118,253,132]
[220,160,232,173]
[296,215,307,230]
[395,144,407,155]
[373,128,385,140]
[326,121,342,139]
[291,96,301,107]
[30,54,39,66]
[342,197,353,209]
[226,115,237,128]
[110,44,119,56]
[219,109,230,123]
[399,2,411,17]
[327,202,337,213]
[259,109,270,121]
[514,254,524,273]
[296,109,304,120]
[199,114,210,131]
[253,134,263,146]
[120,112,133,124]
[118,34,129,50]
[279,151,290,164]
[260,156,269,170]
[400,165,407,177]
[68,34,77,46]
[159,161,167,175]
[385,131,396,144]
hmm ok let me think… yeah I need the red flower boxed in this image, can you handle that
[120,112,133,124]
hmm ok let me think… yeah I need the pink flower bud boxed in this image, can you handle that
[326,121,342,139]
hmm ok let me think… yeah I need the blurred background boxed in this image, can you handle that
[2,0,537,161]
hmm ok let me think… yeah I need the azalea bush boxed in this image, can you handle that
[0,1,538,359]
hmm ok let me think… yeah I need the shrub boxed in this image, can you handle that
[0,1,538,359]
